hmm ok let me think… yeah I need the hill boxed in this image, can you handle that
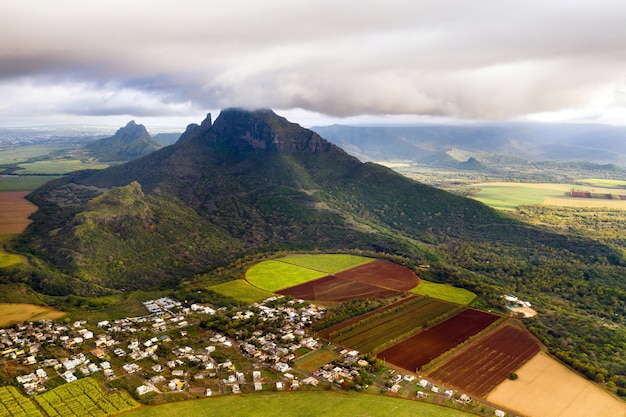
[6,108,626,387]
[84,120,161,161]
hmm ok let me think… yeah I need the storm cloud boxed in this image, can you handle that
[2,0,626,125]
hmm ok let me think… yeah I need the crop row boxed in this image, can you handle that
[0,387,42,417]
[34,378,138,417]
[329,297,458,353]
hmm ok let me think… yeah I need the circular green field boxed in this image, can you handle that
[246,254,374,292]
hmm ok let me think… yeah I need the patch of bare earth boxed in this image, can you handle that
[0,192,37,234]
[487,352,626,417]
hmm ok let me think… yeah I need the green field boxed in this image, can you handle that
[34,377,138,417]
[294,347,340,372]
[246,254,374,292]
[121,391,477,417]
[0,145,63,165]
[0,235,24,268]
[209,280,275,304]
[15,159,109,175]
[279,254,374,272]
[329,297,457,353]
[473,182,626,210]
[0,176,59,192]
[411,280,476,305]
[0,386,43,417]
[576,178,626,187]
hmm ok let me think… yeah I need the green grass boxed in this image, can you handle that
[15,159,109,174]
[121,391,477,417]
[246,255,374,292]
[209,280,275,304]
[576,178,626,187]
[0,176,59,192]
[0,235,24,268]
[411,280,476,305]
[472,184,566,210]
[0,144,63,165]
[279,254,374,273]
[246,260,328,292]
[294,347,340,372]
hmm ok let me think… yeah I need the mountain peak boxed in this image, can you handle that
[208,108,343,154]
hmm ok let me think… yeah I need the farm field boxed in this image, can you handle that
[279,254,374,272]
[34,377,138,417]
[0,176,58,192]
[427,323,540,397]
[209,279,274,304]
[326,297,458,353]
[278,275,398,302]
[0,191,37,234]
[487,352,626,417]
[294,347,340,372]
[0,303,66,327]
[14,159,109,175]
[246,260,328,292]
[472,181,626,210]
[410,280,476,304]
[334,260,419,291]
[121,391,478,417]
[0,386,43,417]
[378,308,501,371]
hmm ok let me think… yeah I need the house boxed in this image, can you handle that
[494,411,506,417]
[136,385,156,396]
[254,382,263,391]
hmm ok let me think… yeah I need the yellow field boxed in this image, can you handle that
[488,352,626,417]
[0,303,66,327]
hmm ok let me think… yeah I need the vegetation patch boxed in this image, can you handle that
[294,347,340,372]
[0,303,66,327]
[0,386,43,417]
[245,260,328,292]
[34,377,138,417]
[411,280,476,305]
[15,159,109,175]
[279,254,374,273]
[0,236,25,268]
[120,391,477,417]
[327,297,458,353]
[209,280,274,304]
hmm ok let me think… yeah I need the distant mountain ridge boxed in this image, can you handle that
[312,123,626,167]
[84,120,161,161]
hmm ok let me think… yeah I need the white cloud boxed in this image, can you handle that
[1,0,626,125]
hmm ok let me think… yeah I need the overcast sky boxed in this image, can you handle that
[2,0,626,127]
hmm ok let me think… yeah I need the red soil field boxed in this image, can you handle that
[277,275,398,302]
[277,259,419,302]
[0,192,37,234]
[428,323,540,398]
[334,260,419,291]
[377,308,500,372]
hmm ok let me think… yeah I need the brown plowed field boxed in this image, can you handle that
[377,308,500,371]
[334,260,419,291]
[277,259,419,302]
[277,275,398,302]
[0,192,37,234]
[428,323,540,397]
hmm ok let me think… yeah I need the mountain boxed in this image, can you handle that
[152,132,181,147]
[84,120,161,161]
[16,108,616,294]
[312,123,626,167]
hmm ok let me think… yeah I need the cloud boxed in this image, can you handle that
[1,0,626,125]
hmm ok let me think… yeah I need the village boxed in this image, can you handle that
[0,295,499,414]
